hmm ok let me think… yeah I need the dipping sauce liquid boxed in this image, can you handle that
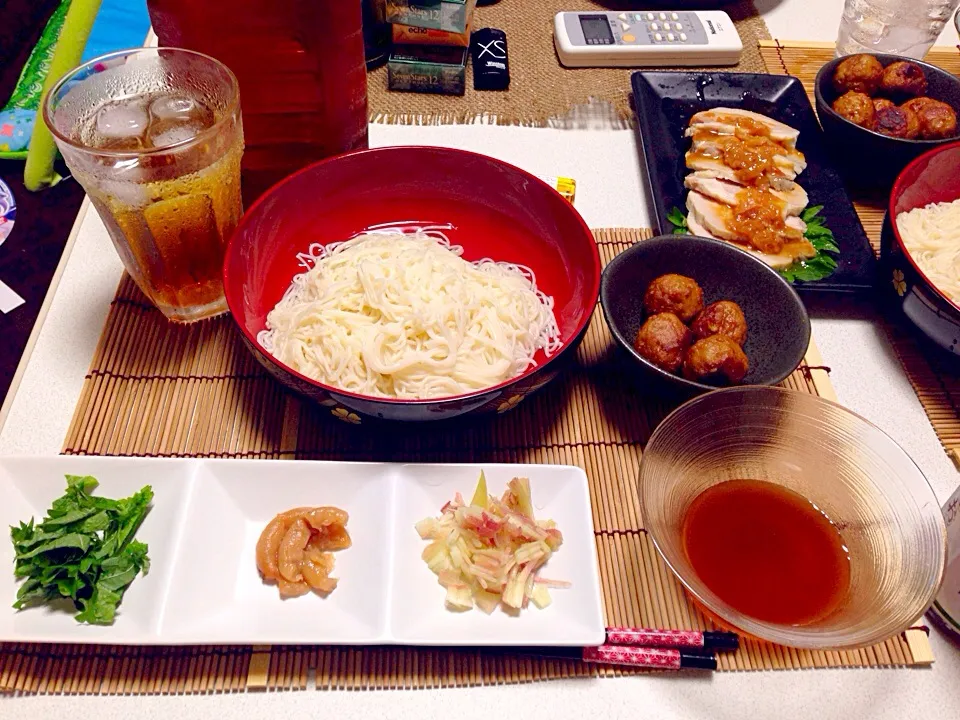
[682,479,851,626]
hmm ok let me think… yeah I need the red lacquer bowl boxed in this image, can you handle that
[881,141,960,357]
[223,146,601,423]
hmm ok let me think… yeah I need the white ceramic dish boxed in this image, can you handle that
[0,456,604,647]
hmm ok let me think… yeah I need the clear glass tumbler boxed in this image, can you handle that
[836,0,960,58]
[45,48,243,323]
[640,386,946,649]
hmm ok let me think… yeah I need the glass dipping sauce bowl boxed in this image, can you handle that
[640,386,946,649]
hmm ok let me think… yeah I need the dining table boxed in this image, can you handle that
[1,0,959,717]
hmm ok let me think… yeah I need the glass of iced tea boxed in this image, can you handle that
[44,48,243,322]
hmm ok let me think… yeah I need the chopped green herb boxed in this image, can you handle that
[779,205,840,283]
[800,205,822,223]
[10,475,152,625]
[666,206,690,235]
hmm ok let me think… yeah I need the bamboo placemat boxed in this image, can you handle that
[0,228,932,695]
[760,40,960,471]
[367,0,771,128]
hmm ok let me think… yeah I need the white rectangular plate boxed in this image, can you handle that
[0,456,194,644]
[392,464,604,646]
[161,460,396,644]
[0,457,604,646]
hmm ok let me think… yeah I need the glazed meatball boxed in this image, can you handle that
[873,97,896,112]
[880,61,928,98]
[832,91,876,129]
[634,313,693,373]
[643,274,704,323]
[833,54,884,95]
[874,104,920,139]
[902,97,958,139]
[682,335,750,385]
[691,301,748,346]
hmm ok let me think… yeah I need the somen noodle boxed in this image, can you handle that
[896,199,960,305]
[257,229,562,399]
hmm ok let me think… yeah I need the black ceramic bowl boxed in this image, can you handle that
[814,53,960,188]
[600,235,811,397]
[880,141,960,356]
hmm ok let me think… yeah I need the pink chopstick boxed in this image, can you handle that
[605,626,739,651]
[582,645,715,670]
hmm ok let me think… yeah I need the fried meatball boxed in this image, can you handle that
[682,335,750,385]
[691,301,748,346]
[833,54,884,95]
[832,91,876,129]
[902,97,958,139]
[642,274,704,323]
[880,61,928,98]
[873,97,896,112]
[874,104,920,139]
[634,313,693,373]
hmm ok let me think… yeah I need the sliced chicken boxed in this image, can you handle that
[687,192,806,242]
[785,215,808,235]
[691,167,801,194]
[687,107,800,149]
[770,185,809,217]
[686,191,739,243]
[689,134,807,177]
[684,154,746,182]
[686,213,719,240]
[746,241,817,269]
[681,107,823,270]
[685,192,816,269]
[684,174,743,206]
[684,172,809,218]
[687,209,815,269]
[685,150,799,182]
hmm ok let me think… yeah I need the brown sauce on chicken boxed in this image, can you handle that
[729,187,790,254]
[689,117,785,185]
[721,138,781,184]
[688,115,804,255]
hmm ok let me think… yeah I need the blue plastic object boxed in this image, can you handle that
[0,0,150,159]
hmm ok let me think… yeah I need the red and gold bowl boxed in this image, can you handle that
[223,146,601,423]
[881,141,960,357]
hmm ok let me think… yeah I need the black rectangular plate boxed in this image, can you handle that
[631,71,876,294]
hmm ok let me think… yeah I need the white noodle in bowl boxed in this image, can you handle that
[895,199,960,305]
[257,229,563,400]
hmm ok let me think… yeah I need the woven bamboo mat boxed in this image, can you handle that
[760,40,960,471]
[0,228,933,695]
[367,0,770,128]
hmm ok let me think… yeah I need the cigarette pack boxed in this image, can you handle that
[392,20,471,47]
[385,0,476,34]
[387,45,467,96]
